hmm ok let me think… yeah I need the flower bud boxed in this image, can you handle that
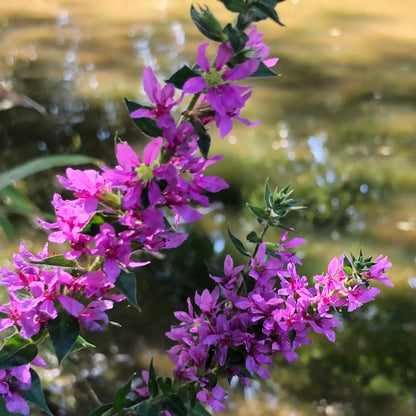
[190,5,226,43]
[99,190,122,211]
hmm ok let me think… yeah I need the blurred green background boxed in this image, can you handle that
[0,1,415,415]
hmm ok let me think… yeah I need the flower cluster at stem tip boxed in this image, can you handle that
[0,2,393,415]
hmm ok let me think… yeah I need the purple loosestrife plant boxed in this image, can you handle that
[0,1,393,415]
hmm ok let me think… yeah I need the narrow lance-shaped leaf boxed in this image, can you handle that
[137,401,159,416]
[20,369,53,416]
[114,374,136,412]
[250,61,278,78]
[124,98,163,137]
[204,260,226,279]
[89,403,114,416]
[157,376,173,396]
[115,271,141,312]
[148,359,158,397]
[227,228,250,257]
[0,155,99,190]
[246,203,269,221]
[246,231,263,244]
[70,335,95,353]
[264,178,272,208]
[48,313,80,365]
[190,117,211,159]
[250,1,285,26]
[219,0,247,13]
[0,334,38,370]
[26,255,78,275]
[223,24,249,54]
[166,394,188,416]
[190,403,212,416]
[166,65,200,90]
[80,213,106,236]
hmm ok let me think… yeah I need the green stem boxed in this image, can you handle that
[177,92,201,126]
[251,223,270,260]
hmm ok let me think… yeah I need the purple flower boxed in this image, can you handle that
[183,42,260,137]
[196,385,227,412]
[364,255,393,287]
[246,25,279,68]
[0,365,31,415]
[130,67,183,129]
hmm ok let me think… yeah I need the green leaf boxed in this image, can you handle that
[20,369,53,416]
[80,213,106,236]
[166,394,187,416]
[89,403,113,416]
[190,5,225,42]
[48,313,80,365]
[204,260,226,279]
[250,61,278,77]
[190,403,212,416]
[227,228,250,257]
[137,401,159,416]
[124,98,163,137]
[70,335,95,353]
[1,184,36,212]
[27,254,77,269]
[246,203,269,220]
[251,2,284,26]
[114,374,135,412]
[166,65,200,90]
[0,216,18,240]
[26,255,78,275]
[264,178,272,208]
[190,117,211,159]
[148,359,158,397]
[219,0,247,13]
[0,334,38,370]
[157,376,173,396]
[246,231,263,244]
[0,185,55,223]
[0,155,99,190]
[223,24,249,54]
[205,372,218,389]
[115,271,141,312]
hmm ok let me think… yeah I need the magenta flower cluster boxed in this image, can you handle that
[156,237,391,412]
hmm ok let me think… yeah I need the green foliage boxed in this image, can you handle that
[189,117,211,159]
[0,154,98,238]
[89,403,114,416]
[223,24,249,54]
[147,359,158,397]
[26,255,78,275]
[227,227,251,257]
[80,213,106,236]
[114,374,136,411]
[124,98,163,137]
[115,271,142,312]
[0,155,99,190]
[48,313,80,365]
[0,334,38,370]
[166,66,200,90]
[20,369,53,416]
[71,335,95,353]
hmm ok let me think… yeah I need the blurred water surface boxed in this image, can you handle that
[0,1,415,415]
